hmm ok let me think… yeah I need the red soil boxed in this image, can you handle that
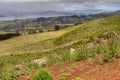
[47,58,120,80]
[18,58,120,80]
[17,75,27,80]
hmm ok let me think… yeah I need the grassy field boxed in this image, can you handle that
[0,29,71,54]
[0,14,120,80]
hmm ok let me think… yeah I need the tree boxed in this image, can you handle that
[54,25,60,31]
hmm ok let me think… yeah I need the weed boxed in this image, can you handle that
[61,73,71,80]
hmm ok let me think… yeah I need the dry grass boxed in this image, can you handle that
[0,25,80,54]
[0,31,67,53]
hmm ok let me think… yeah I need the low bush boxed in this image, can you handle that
[33,69,53,80]
[0,33,20,41]
[102,38,120,62]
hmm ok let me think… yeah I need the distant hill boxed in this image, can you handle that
[109,10,120,15]
[0,13,110,32]
[0,10,120,32]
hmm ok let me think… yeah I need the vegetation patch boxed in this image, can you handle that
[33,69,53,80]
[0,32,20,41]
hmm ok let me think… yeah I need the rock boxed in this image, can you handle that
[103,31,120,39]
[86,43,95,49]
[100,38,108,44]
[33,58,47,65]
[70,48,76,54]
[51,53,62,60]
[14,65,22,70]
[86,31,120,49]
[94,38,108,45]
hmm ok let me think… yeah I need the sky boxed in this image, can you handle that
[0,0,120,18]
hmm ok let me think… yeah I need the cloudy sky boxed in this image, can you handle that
[0,0,120,18]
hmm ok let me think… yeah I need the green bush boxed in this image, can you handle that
[102,38,119,62]
[10,70,17,80]
[0,73,5,80]
[77,44,96,61]
[33,69,53,80]
[0,33,20,41]
[54,25,60,31]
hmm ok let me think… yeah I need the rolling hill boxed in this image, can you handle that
[0,14,120,80]
[1,14,120,55]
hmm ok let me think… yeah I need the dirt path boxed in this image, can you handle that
[47,58,120,80]
[0,40,80,57]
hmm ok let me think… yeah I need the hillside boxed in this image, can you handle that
[54,14,120,45]
[0,14,120,80]
[0,25,79,55]
[1,14,120,54]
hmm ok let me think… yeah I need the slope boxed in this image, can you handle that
[0,14,120,80]
[0,26,79,54]
[54,14,120,45]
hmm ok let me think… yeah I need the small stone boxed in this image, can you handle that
[70,48,76,54]
[51,53,62,60]
[14,65,22,70]
[86,43,95,49]
[33,58,47,65]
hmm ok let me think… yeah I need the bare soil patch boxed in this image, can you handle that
[47,58,120,80]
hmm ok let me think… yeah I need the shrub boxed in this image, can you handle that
[10,70,17,80]
[75,77,82,80]
[0,73,5,80]
[76,38,120,63]
[61,73,71,80]
[77,44,94,60]
[54,25,60,31]
[0,33,20,41]
[99,38,120,62]
[33,69,53,80]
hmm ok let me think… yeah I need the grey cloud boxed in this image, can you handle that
[0,0,119,17]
